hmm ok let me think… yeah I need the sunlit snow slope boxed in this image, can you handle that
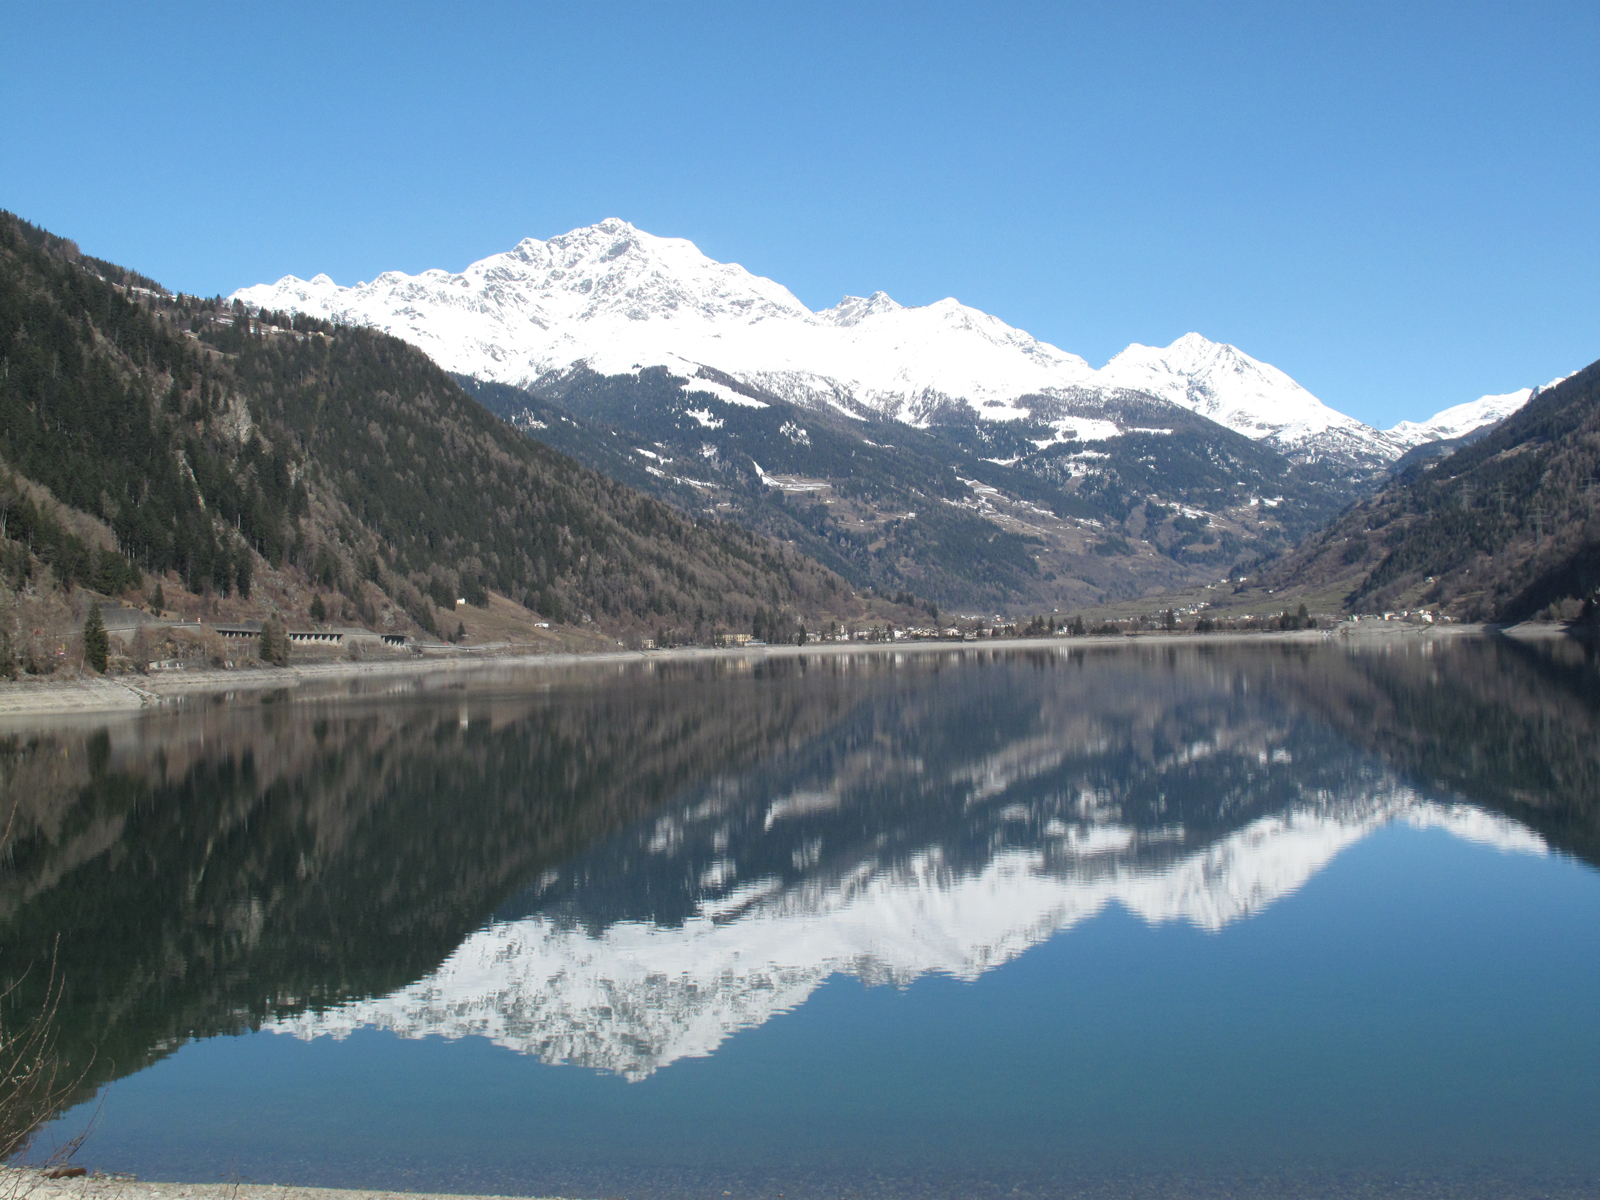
[234,221,1091,425]
[1385,375,1573,448]
[233,221,1409,466]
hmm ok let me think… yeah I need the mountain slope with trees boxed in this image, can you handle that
[1257,357,1600,621]
[0,211,855,663]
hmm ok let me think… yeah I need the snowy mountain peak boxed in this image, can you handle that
[822,291,904,326]
[233,222,1399,462]
[1096,333,1397,463]
[1385,373,1573,449]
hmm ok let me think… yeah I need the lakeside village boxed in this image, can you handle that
[637,602,1450,648]
[2,585,1455,680]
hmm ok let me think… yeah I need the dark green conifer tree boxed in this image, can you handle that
[83,603,109,673]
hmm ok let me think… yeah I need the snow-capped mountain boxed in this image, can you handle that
[1385,375,1571,448]
[1099,334,1405,465]
[233,220,1096,425]
[232,220,1391,466]
[267,791,1542,1080]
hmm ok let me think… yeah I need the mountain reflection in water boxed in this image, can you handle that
[4,636,1600,1162]
[270,793,1543,1081]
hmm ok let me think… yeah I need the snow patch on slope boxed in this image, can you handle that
[681,378,767,408]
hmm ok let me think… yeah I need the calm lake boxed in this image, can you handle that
[5,637,1600,1199]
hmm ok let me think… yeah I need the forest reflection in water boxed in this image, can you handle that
[4,635,1600,1198]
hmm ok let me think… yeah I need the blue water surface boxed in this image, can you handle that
[42,826,1600,1197]
[12,640,1600,1199]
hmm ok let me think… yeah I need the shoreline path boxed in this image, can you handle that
[0,623,1498,721]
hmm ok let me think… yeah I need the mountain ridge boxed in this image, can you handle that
[236,220,1526,472]
[1388,376,1567,446]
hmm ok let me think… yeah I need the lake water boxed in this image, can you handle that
[5,637,1600,1199]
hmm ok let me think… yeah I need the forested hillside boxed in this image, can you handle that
[0,211,854,664]
[1259,357,1600,621]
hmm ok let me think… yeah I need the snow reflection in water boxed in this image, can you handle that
[271,779,1544,1079]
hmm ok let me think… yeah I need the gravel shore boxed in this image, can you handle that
[2,1170,565,1200]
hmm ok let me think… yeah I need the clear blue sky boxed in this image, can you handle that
[3,2,1596,426]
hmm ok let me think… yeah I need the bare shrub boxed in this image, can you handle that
[128,625,157,672]
[0,947,86,1165]
[199,629,228,668]
[0,803,95,1173]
